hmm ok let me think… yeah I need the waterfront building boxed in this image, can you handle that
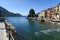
[38,10,45,20]
[38,3,60,20]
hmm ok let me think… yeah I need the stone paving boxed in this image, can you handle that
[0,22,8,40]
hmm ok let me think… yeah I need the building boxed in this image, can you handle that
[38,3,60,20]
[38,10,45,20]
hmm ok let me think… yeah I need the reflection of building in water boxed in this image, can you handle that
[38,3,60,20]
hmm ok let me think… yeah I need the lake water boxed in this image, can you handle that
[6,17,60,40]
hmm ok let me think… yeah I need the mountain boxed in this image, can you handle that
[0,6,23,17]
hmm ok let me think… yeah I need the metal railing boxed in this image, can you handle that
[10,32,15,40]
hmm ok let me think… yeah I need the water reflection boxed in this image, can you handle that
[28,20,38,40]
[6,17,60,40]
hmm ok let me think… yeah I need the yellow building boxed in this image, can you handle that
[53,3,60,19]
[38,3,60,20]
[38,10,45,19]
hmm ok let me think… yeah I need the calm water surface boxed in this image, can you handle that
[6,17,60,40]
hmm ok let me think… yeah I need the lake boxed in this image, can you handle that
[6,17,60,40]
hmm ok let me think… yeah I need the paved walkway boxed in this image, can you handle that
[0,22,8,40]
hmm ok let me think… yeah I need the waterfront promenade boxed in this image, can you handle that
[0,22,8,40]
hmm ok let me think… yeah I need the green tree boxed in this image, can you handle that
[35,14,38,17]
[28,9,35,17]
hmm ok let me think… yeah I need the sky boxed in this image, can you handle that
[0,0,60,16]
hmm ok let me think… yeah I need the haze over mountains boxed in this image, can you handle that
[0,6,23,17]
